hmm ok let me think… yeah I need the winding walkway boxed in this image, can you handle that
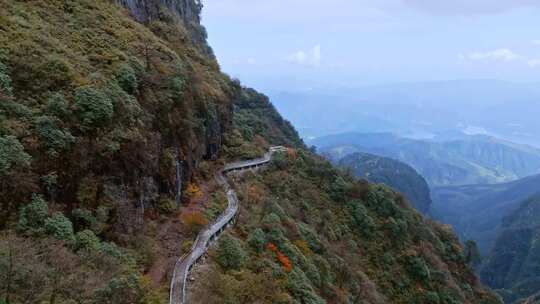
[169,146,288,304]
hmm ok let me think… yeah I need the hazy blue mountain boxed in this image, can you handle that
[313,132,540,187]
[431,174,540,254]
[271,80,540,147]
[338,152,432,213]
[480,195,540,304]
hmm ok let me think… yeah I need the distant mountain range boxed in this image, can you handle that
[431,174,540,254]
[337,152,432,213]
[480,195,540,304]
[313,132,540,187]
[271,80,540,148]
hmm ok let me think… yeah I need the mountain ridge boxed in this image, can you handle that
[0,1,501,303]
[432,174,540,254]
[480,195,540,303]
[337,152,432,213]
[314,132,540,187]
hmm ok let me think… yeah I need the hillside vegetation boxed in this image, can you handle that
[0,1,500,304]
[188,148,501,303]
[314,132,540,187]
[337,152,432,213]
[0,0,240,302]
[480,196,540,303]
[432,174,540,254]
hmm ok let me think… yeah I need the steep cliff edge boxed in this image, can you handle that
[117,0,213,57]
[0,1,500,304]
[481,195,540,303]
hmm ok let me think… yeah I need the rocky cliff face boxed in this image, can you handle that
[117,0,213,57]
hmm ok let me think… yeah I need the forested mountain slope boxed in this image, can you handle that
[0,1,499,303]
[314,132,540,187]
[0,0,257,301]
[432,174,540,254]
[337,152,432,213]
[189,149,501,303]
[480,196,540,303]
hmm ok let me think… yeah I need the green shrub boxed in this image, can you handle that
[170,76,186,104]
[17,194,49,234]
[425,291,440,304]
[366,188,401,218]
[247,228,267,253]
[0,62,13,96]
[0,135,31,175]
[104,81,143,126]
[45,212,75,243]
[116,64,138,94]
[157,198,177,215]
[46,92,69,118]
[72,208,98,231]
[100,242,131,263]
[73,86,114,132]
[204,192,227,221]
[287,269,326,304]
[298,223,324,254]
[35,56,73,91]
[216,235,247,270]
[439,292,461,304]
[329,176,349,202]
[0,99,32,119]
[92,273,145,304]
[33,115,75,155]
[348,202,375,237]
[408,256,431,281]
[75,229,101,251]
[261,212,281,228]
[386,217,408,240]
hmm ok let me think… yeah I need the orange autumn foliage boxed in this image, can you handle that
[181,211,208,231]
[267,242,292,272]
[185,183,203,200]
[246,184,265,205]
[286,148,297,159]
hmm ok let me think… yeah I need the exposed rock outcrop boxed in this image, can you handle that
[117,0,213,57]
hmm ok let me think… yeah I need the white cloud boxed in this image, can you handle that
[287,45,322,67]
[528,59,540,67]
[464,49,521,62]
[403,0,540,16]
[463,48,540,69]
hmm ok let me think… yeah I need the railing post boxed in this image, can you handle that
[170,147,285,304]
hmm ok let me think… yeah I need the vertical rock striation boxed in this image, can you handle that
[116,0,213,57]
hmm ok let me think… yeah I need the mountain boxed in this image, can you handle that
[0,1,500,303]
[480,195,540,303]
[431,174,540,254]
[337,152,432,213]
[313,132,540,187]
[271,80,540,148]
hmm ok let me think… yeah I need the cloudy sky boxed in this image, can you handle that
[201,0,540,91]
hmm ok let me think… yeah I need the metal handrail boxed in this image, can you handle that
[169,147,286,304]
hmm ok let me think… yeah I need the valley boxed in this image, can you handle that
[313,132,540,187]
[0,1,537,304]
[315,131,540,303]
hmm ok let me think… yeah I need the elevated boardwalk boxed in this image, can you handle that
[169,146,287,304]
